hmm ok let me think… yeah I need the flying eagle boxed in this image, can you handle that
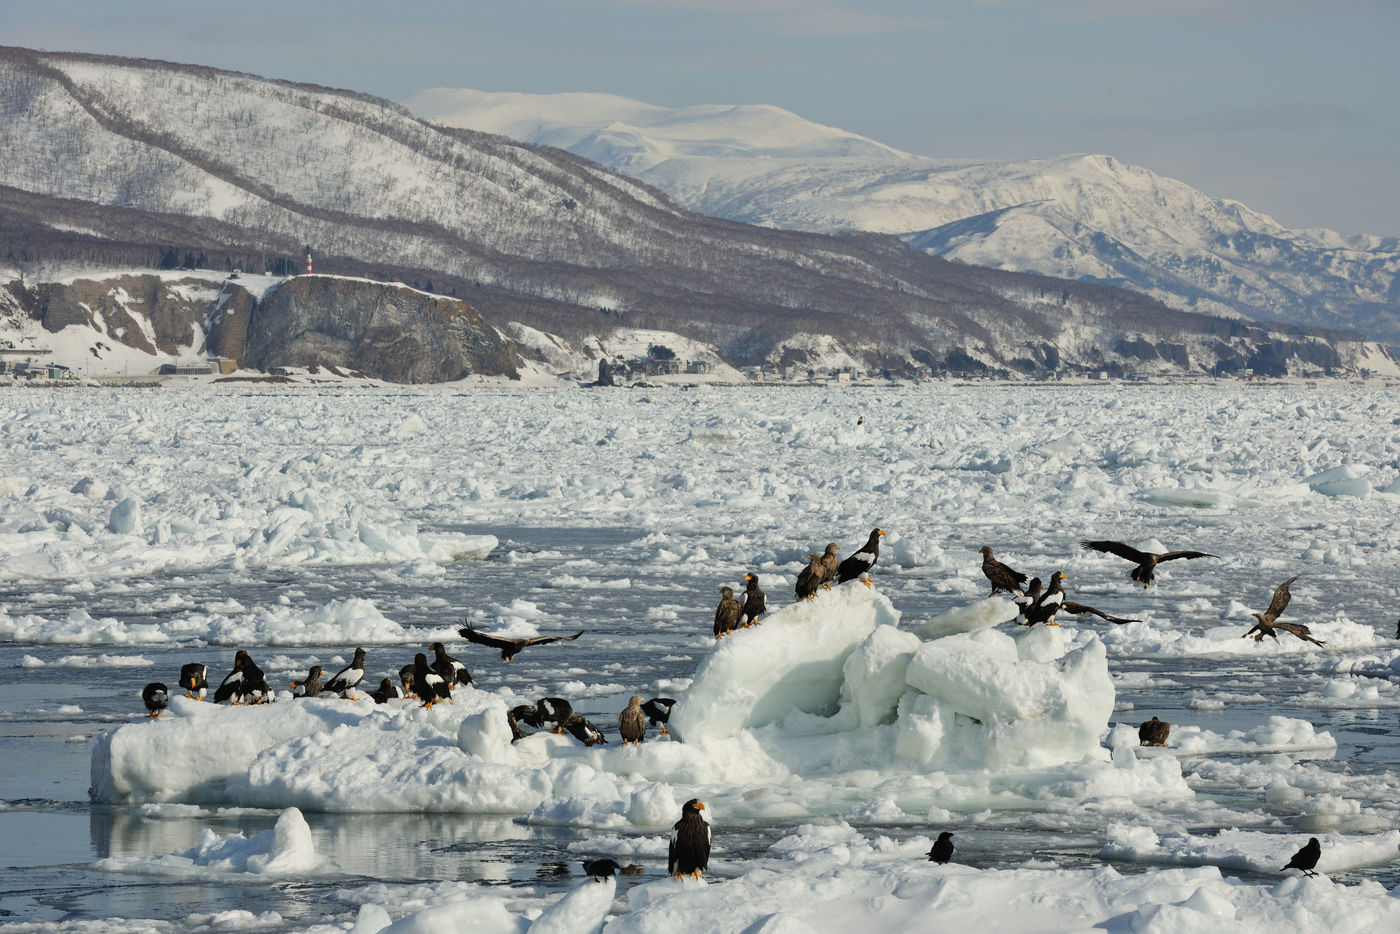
[1242,577,1325,646]
[979,546,1027,596]
[458,624,584,661]
[1079,540,1217,588]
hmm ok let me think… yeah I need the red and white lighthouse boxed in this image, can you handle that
[305,249,313,275]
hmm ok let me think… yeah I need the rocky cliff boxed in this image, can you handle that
[2,271,520,382]
[245,276,518,382]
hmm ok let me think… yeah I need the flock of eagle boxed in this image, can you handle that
[132,526,1330,881]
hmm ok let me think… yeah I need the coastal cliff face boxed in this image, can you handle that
[245,277,519,382]
[2,271,520,382]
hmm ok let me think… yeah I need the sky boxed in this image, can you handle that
[6,0,1398,236]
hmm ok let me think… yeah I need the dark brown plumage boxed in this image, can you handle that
[837,529,884,585]
[291,665,323,698]
[740,574,766,626]
[368,677,403,703]
[1282,837,1321,876]
[979,546,1027,596]
[1242,577,1325,646]
[1079,540,1217,588]
[506,706,529,742]
[817,542,841,589]
[668,798,710,878]
[1138,716,1170,747]
[619,694,646,744]
[714,586,742,638]
[795,553,823,601]
[458,624,584,661]
[1059,601,1140,625]
[927,831,954,864]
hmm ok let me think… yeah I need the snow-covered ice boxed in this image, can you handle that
[4,382,1400,934]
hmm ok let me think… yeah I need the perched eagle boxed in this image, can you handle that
[1016,573,1065,627]
[714,586,743,638]
[795,553,824,601]
[178,663,208,700]
[458,624,584,661]
[430,641,472,690]
[619,694,646,744]
[324,647,367,697]
[412,652,451,708]
[668,799,711,878]
[368,677,404,704]
[740,574,766,627]
[291,665,323,698]
[1242,577,1325,646]
[1138,716,1170,747]
[536,697,573,733]
[1079,540,1216,588]
[213,650,263,705]
[837,529,884,585]
[1016,572,1137,627]
[817,542,841,589]
[979,546,1028,596]
[641,697,677,735]
[142,682,169,718]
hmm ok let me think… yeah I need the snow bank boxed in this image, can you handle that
[3,597,433,647]
[91,585,1179,821]
[1100,825,1400,875]
[595,821,1400,934]
[93,807,333,876]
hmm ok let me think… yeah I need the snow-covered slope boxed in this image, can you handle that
[406,88,1400,344]
[0,47,1393,380]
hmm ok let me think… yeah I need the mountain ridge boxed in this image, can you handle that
[404,87,1400,345]
[0,47,1392,382]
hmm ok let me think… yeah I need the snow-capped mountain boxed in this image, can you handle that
[0,47,1392,381]
[405,88,1400,345]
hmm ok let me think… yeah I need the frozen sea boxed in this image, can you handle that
[3,381,1400,933]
